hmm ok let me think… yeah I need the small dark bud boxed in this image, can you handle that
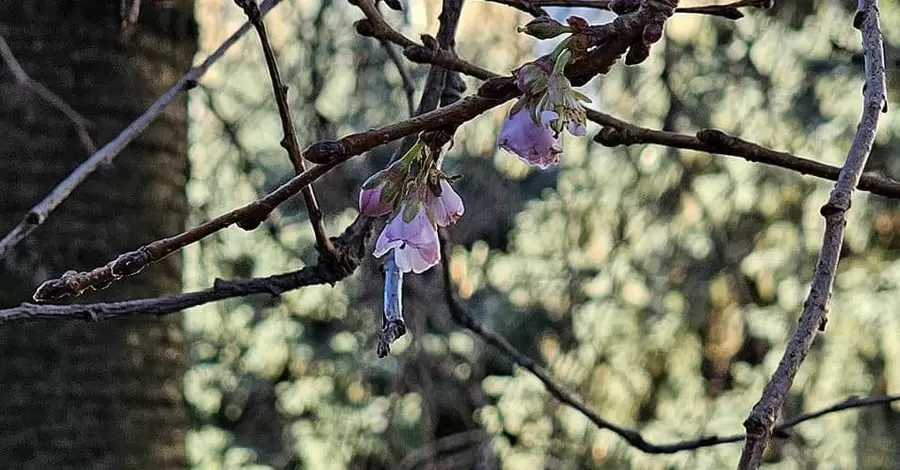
[565,15,589,33]
[111,251,149,277]
[609,0,640,15]
[642,23,663,46]
[420,34,438,50]
[403,45,433,64]
[353,19,376,37]
[624,43,650,65]
[517,17,572,39]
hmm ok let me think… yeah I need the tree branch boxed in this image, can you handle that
[738,2,888,468]
[0,34,96,154]
[4,216,371,322]
[233,0,337,259]
[586,108,900,199]
[438,232,900,454]
[0,0,281,261]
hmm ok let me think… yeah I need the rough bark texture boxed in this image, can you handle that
[0,1,196,468]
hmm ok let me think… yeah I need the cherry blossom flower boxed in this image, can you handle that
[497,106,563,169]
[359,177,395,217]
[427,179,465,227]
[373,203,441,274]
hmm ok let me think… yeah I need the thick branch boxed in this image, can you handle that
[0,0,280,261]
[738,2,887,468]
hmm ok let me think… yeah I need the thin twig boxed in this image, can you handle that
[738,2,887,468]
[438,232,900,453]
[0,0,281,261]
[352,0,496,81]
[233,0,337,259]
[0,34,96,154]
[585,108,900,199]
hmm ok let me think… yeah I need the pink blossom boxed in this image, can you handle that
[427,179,465,227]
[373,203,441,274]
[359,183,394,217]
[497,106,562,169]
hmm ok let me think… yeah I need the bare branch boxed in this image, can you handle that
[233,0,337,259]
[352,0,496,81]
[0,0,281,261]
[586,108,900,199]
[738,2,888,468]
[0,34,96,154]
[6,217,371,322]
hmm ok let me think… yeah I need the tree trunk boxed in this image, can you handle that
[0,1,196,468]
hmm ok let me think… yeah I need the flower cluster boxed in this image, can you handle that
[358,140,464,274]
[497,33,591,169]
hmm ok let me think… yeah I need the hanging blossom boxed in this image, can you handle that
[358,140,465,274]
[497,36,591,169]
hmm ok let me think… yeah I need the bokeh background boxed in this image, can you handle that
[109,0,900,468]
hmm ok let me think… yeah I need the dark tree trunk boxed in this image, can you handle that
[0,1,196,468]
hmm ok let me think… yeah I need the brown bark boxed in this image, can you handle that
[0,1,196,468]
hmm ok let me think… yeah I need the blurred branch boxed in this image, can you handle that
[438,232,900,453]
[0,34,96,154]
[587,108,900,199]
[0,0,280,262]
[233,0,337,260]
[4,217,371,322]
[738,2,888,468]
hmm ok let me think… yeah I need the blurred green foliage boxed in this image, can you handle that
[185,1,900,468]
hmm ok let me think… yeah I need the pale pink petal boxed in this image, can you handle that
[373,204,441,273]
[428,180,465,227]
[498,106,563,169]
[359,185,394,217]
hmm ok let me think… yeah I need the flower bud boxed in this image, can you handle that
[516,17,571,40]
[516,61,551,95]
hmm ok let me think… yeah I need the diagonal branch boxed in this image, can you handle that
[0,34,96,154]
[233,0,337,259]
[738,2,887,468]
[0,0,281,262]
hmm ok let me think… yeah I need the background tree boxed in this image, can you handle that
[0,1,196,467]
